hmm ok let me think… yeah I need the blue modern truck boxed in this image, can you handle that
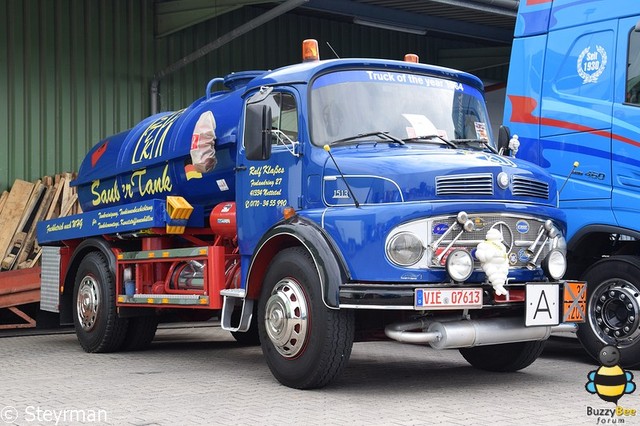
[504,0,640,367]
[37,40,582,389]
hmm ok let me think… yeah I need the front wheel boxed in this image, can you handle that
[72,252,128,353]
[258,247,354,389]
[578,256,640,368]
[460,340,546,372]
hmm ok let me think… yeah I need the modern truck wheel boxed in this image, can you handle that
[459,340,546,372]
[258,247,354,389]
[72,252,128,353]
[578,256,640,368]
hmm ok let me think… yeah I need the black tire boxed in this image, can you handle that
[121,316,159,351]
[459,340,546,372]
[72,252,128,353]
[258,247,354,389]
[231,307,260,346]
[578,256,640,368]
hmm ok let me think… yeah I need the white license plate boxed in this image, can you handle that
[415,288,482,310]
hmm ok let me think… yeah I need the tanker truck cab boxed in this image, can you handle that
[37,40,584,389]
[504,0,640,368]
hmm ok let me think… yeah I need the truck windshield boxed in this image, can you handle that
[310,69,493,148]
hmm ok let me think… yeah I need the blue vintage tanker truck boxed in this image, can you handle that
[37,40,583,389]
[504,0,640,368]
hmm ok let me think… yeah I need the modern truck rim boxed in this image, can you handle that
[590,279,640,347]
[264,278,308,358]
[76,275,101,332]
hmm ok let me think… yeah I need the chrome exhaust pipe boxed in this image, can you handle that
[384,317,572,349]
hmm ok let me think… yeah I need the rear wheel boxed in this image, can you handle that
[73,252,128,353]
[121,316,158,351]
[578,256,640,368]
[258,247,354,389]
[231,306,260,346]
[459,340,546,372]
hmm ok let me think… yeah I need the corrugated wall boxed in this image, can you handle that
[0,0,154,191]
[0,1,495,192]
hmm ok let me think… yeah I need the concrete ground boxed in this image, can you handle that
[1,324,638,425]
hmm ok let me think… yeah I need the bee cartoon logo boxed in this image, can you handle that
[585,345,636,404]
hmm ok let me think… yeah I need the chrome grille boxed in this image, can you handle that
[428,214,553,269]
[435,173,493,196]
[512,176,549,199]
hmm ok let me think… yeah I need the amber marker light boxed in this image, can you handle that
[302,39,319,62]
[404,54,419,63]
[284,206,296,220]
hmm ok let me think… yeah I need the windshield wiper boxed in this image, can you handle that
[330,131,405,147]
[450,138,498,153]
[402,134,457,149]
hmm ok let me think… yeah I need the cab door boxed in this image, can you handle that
[611,16,640,229]
[235,88,303,254]
[539,20,615,203]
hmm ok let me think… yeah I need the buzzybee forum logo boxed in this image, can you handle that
[585,345,637,423]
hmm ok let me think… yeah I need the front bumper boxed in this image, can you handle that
[338,281,586,323]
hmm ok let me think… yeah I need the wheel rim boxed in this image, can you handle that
[589,278,640,348]
[264,278,309,358]
[77,275,100,331]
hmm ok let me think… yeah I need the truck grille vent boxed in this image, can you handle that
[436,173,493,196]
[428,214,553,269]
[512,176,549,199]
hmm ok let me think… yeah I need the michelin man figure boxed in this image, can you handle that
[476,228,509,296]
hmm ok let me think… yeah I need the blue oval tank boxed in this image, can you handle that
[74,72,264,213]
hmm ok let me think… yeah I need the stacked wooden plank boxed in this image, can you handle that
[0,173,81,272]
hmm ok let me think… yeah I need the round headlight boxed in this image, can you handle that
[497,172,509,189]
[446,249,474,282]
[542,249,567,280]
[386,232,424,266]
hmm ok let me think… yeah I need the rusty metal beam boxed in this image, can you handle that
[0,267,41,308]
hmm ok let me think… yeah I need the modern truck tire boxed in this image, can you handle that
[578,256,640,368]
[258,247,354,389]
[459,340,546,372]
[72,252,129,353]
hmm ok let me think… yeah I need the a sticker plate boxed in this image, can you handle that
[415,288,482,310]
[525,283,560,326]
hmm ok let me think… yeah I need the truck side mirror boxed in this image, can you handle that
[245,104,273,161]
[635,20,640,32]
[497,125,511,155]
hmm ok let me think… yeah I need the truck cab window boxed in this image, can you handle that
[626,29,640,104]
[255,92,298,145]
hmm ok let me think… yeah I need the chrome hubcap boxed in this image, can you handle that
[590,279,640,348]
[77,275,100,331]
[264,278,308,358]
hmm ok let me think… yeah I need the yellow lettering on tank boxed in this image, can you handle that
[91,179,121,207]
[131,109,184,165]
[131,165,173,197]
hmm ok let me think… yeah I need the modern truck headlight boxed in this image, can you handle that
[542,249,567,280]
[386,232,424,266]
[446,249,474,282]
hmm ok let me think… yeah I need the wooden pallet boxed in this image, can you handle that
[0,174,80,272]
[0,174,80,329]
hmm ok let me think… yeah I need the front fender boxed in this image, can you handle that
[246,216,350,308]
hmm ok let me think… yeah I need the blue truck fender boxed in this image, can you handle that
[245,216,350,309]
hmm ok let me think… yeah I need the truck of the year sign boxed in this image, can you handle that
[37,40,585,389]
